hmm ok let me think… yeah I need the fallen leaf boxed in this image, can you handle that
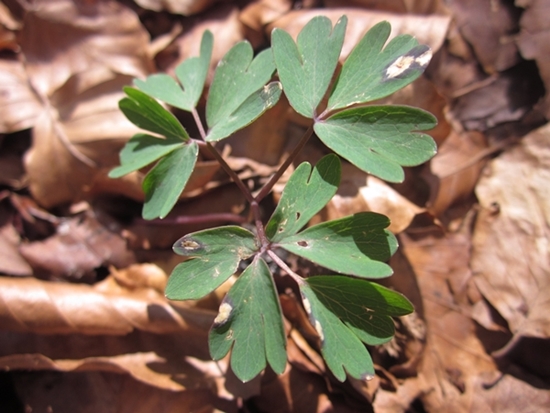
[133,0,217,16]
[0,222,32,276]
[471,124,550,349]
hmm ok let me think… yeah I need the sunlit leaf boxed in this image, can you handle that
[266,154,340,242]
[209,258,286,382]
[135,30,213,112]
[272,15,347,118]
[206,81,282,142]
[327,21,432,111]
[119,87,189,141]
[108,133,184,178]
[142,142,198,220]
[307,275,414,345]
[206,42,275,140]
[314,105,437,182]
[279,212,397,278]
[299,280,374,382]
[166,226,257,300]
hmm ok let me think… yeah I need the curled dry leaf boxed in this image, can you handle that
[323,0,449,15]
[0,59,42,133]
[517,0,550,118]
[19,0,150,97]
[0,276,215,335]
[471,124,550,348]
[134,0,217,16]
[0,223,32,276]
[267,9,450,61]
[446,0,521,73]
[325,163,424,234]
[424,130,488,218]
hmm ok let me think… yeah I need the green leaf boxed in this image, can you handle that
[108,133,184,178]
[314,106,437,183]
[299,281,374,382]
[135,30,213,112]
[278,212,397,278]
[142,142,198,220]
[272,15,347,118]
[327,21,432,111]
[307,275,414,346]
[119,87,189,141]
[166,226,257,300]
[206,81,282,142]
[266,154,341,242]
[209,258,287,382]
[206,43,275,139]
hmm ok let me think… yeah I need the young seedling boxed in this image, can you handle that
[110,16,437,383]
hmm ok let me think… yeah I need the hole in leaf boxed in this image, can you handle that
[296,212,301,220]
[297,240,308,247]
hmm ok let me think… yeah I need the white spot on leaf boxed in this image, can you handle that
[214,302,233,325]
[384,48,432,80]
[302,297,312,315]
[314,320,324,341]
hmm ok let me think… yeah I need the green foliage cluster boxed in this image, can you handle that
[110,16,437,383]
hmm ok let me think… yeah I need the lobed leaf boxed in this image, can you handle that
[279,212,397,278]
[166,226,257,300]
[307,275,414,345]
[206,81,282,142]
[108,133,184,178]
[314,105,437,182]
[299,281,374,382]
[142,142,198,220]
[135,30,213,112]
[327,21,432,111]
[266,154,341,242]
[272,15,347,118]
[119,87,189,141]
[209,258,287,382]
[206,43,276,141]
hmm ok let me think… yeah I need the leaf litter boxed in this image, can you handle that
[0,0,549,411]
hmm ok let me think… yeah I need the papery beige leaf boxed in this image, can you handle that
[324,0,449,14]
[0,223,32,276]
[0,59,42,132]
[19,0,150,97]
[424,130,488,219]
[0,276,215,335]
[157,5,244,82]
[472,124,550,343]
[23,75,142,208]
[517,0,550,118]
[240,0,292,32]
[134,0,217,16]
[325,163,424,234]
[446,0,521,73]
[268,9,450,60]
[398,232,500,411]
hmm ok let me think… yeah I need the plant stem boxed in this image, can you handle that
[267,249,304,286]
[254,124,314,203]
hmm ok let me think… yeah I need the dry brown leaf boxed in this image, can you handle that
[268,9,450,60]
[517,0,550,118]
[325,163,425,234]
[471,124,550,348]
[19,0,150,97]
[0,222,32,276]
[446,0,521,74]
[0,59,42,133]
[398,232,502,411]
[240,0,292,32]
[23,75,143,208]
[0,276,215,335]
[134,0,217,16]
[424,130,488,218]
[19,210,135,282]
[324,0,449,14]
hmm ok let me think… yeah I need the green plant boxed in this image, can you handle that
[110,16,436,383]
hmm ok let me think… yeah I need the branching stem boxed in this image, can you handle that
[267,249,305,286]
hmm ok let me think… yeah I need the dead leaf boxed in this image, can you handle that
[134,0,217,16]
[19,208,135,282]
[471,124,550,348]
[18,0,151,97]
[0,276,215,335]
[0,222,32,276]
[517,0,550,118]
[268,9,450,61]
